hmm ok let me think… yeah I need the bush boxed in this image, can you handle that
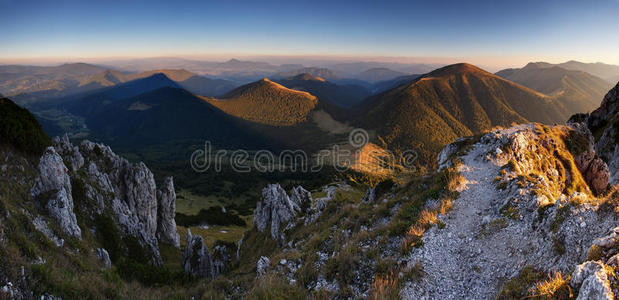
[0,98,50,155]
[94,214,122,263]
[175,207,246,227]
[116,259,190,287]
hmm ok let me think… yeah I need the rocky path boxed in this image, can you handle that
[401,141,527,299]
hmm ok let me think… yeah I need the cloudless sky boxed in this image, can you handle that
[1,0,619,68]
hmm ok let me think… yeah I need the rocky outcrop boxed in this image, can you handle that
[256,256,270,276]
[48,137,180,265]
[587,82,619,184]
[156,177,180,248]
[253,184,312,241]
[361,187,375,203]
[52,135,84,171]
[212,242,234,276]
[96,248,111,269]
[32,216,64,247]
[568,122,610,195]
[182,229,214,279]
[31,147,81,239]
[570,261,614,300]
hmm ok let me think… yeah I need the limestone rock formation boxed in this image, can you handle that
[588,82,619,184]
[182,229,214,278]
[361,187,375,203]
[48,137,181,265]
[212,242,234,276]
[256,256,270,276]
[253,184,311,241]
[96,248,111,269]
[570,261,614,300]
[31,147,81,239]
[156,177,180,248]
[52,135,84,171]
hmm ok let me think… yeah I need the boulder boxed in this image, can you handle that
[437,141,459,169]
[361,187,376,203]
[575,151,610,195]
[31,147,81,239]
[96,248,112,269]
[570,261,614,300]
[256,256,270,276]
[182,229,214,278]
[212,242,234,276]
[156,177,180,248]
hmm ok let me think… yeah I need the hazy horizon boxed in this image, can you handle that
[2,54,618,74]
[2,0,619,71]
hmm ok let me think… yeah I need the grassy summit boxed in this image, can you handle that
[204,78,318,126]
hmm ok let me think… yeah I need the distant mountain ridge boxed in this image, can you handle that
[496,62,613,113]
[273,68,338,80]
[355,67,408,83]
[555,60,619,83]
[276,73,371,108]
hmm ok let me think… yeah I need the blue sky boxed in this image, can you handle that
[1,0,619,67]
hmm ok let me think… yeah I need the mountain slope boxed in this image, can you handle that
[86,87,269,150]
[62,73,181,117]
[355,67,407,83]
[0,63,107,97]
[371,74,421,94]
[79,69,238,97]
[276,73,371,108]
[496,62,612,113]
[357,63,570,163]
[204,78,318,126]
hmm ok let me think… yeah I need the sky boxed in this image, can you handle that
[1,0,619,69]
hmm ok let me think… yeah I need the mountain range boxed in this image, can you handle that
[8,60,617,170]
[357,64,574,162]
[496,62,614,114]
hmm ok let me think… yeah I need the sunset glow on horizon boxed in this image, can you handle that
[2,0,619,69]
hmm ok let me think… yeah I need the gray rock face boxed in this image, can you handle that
[570,261,614,300]
[182,229,214,278]
[212,242,233,276]
[253,184,312,241]
[361,187,376,203]
[571,123,610,195]
[52,135,84,172]
[32,216,64,247]
[588,82,619,184]
[256,256,270,276]
[96,248,111,269]
[437,141,459,169]
[48,138,180,265]
[156,177,180,248]
[31,147,81,239]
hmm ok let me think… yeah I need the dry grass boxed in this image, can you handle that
[418,209,438,226]
[530,271,572,298]
[438,198,454,215]
[370,273,399,300]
